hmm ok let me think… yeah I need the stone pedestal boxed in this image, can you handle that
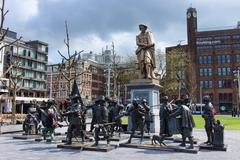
[127,79,161,133]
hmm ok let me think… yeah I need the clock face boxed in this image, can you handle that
[193,12,197,18]
[187,12,191,18]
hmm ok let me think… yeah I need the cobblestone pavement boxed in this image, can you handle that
[0,128,240,160]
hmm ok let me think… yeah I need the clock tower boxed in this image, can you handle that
[187,7,197,51]
[186,7,198,103]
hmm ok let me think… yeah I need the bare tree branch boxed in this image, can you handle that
[57,50,68,61]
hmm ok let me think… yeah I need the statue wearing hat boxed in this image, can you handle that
[136,24,156,79]
[170,99,195,149]
[202,95,215,145]
[159,96,173,136]
[92,96,109,146]
[62,80,86,144]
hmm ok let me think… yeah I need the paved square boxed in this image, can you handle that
[0,128,240,160]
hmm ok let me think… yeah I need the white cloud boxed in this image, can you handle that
[5,0,39,24]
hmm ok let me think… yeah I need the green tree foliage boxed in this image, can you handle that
[163,46,190,95]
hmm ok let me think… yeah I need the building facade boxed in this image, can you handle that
[167,7,240,113]
[46,60,92,103]
[0,30,49,113]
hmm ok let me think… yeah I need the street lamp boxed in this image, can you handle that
[200,85,203,114]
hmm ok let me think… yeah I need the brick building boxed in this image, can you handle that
[166,7,240,113]
[46,60,106,103]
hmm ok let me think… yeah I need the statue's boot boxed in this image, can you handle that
[66,135,72,145]
[66,138,72,145]
[93,141,98,146]
[186,137,194,149]
[127,138,132,144]
[179,137,186,147]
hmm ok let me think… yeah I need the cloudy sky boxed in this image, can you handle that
[4,0,240,63]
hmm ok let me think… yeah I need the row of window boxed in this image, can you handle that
[199,67,232,76]
[200,80,213,88]
[217,55,231,63]
[217,67,231,76]
[199,55,212,64]
[196,35,240,41]
[199,68,212,76]
[199,54,240,64]
[17,47,47,61]
[24,70,46,80]
[22,80,46,89]
[19,59,46,71]
[197,44,240,50]
[200,79,232,88]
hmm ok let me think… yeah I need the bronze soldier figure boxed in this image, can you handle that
[159,96,172,136]
[202,95,215,145]
[23,105,39,135]
[92,96,109,146]
[127,99,146,144]
[142,99,151,134]
[62,94,86,144]
[170,99,195,149]
[108,100,124,136]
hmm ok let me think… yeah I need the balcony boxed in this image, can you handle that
[0,78,9,94]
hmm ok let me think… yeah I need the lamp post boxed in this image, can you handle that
[200,86,203,114]
[107,64,111,97]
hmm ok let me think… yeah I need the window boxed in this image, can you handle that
[218,80,232,88]
[199,68,212,76]
[217,54,231,64]
[226,55,231,63]
[219,93,232,102]
[215,44,231,49]
[23,49,26,56]
[207,56,212,64]
[236,54,240,63]
[200,81,213,88]
[214,35,231,40]
[218,67,231,76]
[199,55,212,64]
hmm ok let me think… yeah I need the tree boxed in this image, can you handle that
[115,54,138,102]
[164,46,190,96]
[155,49,166,85]
[0,0,22,124]
[57,21,88,100]
[116,54,139,85]
[3,44,23,123]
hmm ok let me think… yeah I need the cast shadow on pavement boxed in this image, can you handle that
[19,146,82,154]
